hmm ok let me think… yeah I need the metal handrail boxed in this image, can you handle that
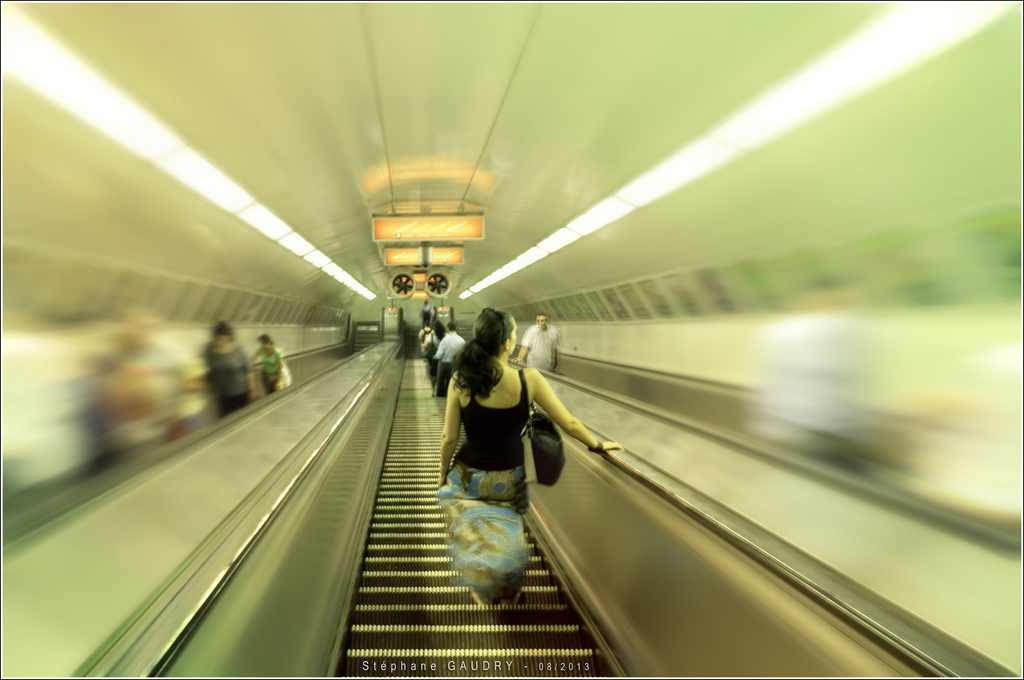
[3,344,371,549]
[540,364,1019,548]
[82,342,401,677]
[535,392,1014,677]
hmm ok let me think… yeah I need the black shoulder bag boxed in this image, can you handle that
[518,370,565,485]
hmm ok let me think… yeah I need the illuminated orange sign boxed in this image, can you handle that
[431,249,464,264]
[385,248,465,265]
[413,273,427,283]
[373,217,484,241]
[411,290,429,299]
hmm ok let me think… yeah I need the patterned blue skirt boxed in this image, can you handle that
[436,459,530,601]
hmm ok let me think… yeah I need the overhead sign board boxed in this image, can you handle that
[385,248,465,265]
[411,290,429,299]
[373,216,484,242]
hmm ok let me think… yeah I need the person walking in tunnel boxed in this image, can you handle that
[203,321,257,419]
[437,307,622,606]
[514,312,561,372]
[87,310,186,469]
[433,321,465,398]
[749,276,873,471]
[420,300,436,330]
[250,334,289,396]
[423,319,446,393]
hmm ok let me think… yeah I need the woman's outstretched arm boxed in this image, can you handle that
[526,368,622,453]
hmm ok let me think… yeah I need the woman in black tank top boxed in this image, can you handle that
[436,308,622,606]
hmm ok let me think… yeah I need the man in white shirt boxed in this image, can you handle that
[514,313,561,371]
[434,322,466,397]
[749,280,870,470]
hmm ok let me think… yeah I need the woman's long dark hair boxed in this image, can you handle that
[433,320,447,341]
[451,308,512,398]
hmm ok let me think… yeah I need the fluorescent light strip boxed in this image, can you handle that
[322,263,342,277]
[237,204,292,240]
[566,196,636,235]
[460,291,474,299]
[278,233,315,257]
[537,228,581,253]
[517,247,549,265]
[2,5,182,160]
[616,138,739,207]
[2,6,380,299]
[500,260,527,275]
[463,1,1013,300]
[158,148,255,212]
[304,250,331,268]
[713,2,1013,151]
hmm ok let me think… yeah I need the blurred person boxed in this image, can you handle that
[425,320,446,392]
[250,334,289,395]
[420,323,436,360]
[437,308,622,605]
[170,354,208,439]
[88,310,186,465]
[514,313,561,372]
[420,300,436,330]
[430,319,450,391]
[2,326,92,491]
[203,321,257,418]
[433,321,465,398]
[749,277,873,471]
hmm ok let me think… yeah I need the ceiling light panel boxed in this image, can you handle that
[303,250,331,268]
[500,260,527,275]
[278,232,316,257]
[615,138,740,207]
[566,196,636,235]
[461,3,1013,303]
[157,148,254,212]
[537,228,582,253]
[517,247,549,265]
[2,6,379,300]
[237,204,293,240]
[712,2,1013,150]
[2,5,182,160]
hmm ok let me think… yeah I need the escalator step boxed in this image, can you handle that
[339,361,602,677]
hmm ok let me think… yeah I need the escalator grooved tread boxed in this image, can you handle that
[340,360,601,677]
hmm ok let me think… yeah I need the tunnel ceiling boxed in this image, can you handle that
[3,4,1020,310]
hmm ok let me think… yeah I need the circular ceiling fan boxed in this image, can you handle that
[426,273,449,298]
[391,273,414,297]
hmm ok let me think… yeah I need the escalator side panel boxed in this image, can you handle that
[527,453,918,677]
[161,357,404,676]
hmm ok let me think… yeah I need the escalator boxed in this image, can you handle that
[27,336,1011,676]
[340,360,604,677]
